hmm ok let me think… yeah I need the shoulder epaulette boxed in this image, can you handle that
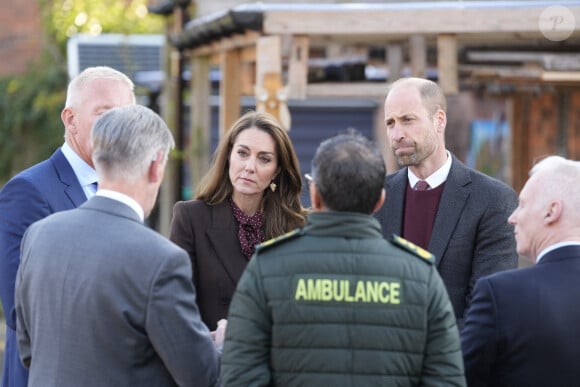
[390,234,435,264]
[255,228,303,253]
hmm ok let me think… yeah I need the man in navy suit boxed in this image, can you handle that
[375,77,518,326]
[0,66,135,387]
[461,155,580,387]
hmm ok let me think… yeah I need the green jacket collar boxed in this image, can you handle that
[304,211,383,239]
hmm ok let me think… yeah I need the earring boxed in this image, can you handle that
[270,182,277,192]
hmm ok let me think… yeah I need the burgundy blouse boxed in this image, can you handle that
[229,197,265,259]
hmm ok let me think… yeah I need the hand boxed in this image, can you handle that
[211,319,227,348]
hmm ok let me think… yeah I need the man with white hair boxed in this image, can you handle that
[0,66,135,387]
[461,155,580,387]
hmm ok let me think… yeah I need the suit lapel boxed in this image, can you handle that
[206,202,248,284]
[51,149,89,207]
[383,169,407,236]
[428,156,471,265]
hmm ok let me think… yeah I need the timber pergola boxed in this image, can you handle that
[172,1,580,135]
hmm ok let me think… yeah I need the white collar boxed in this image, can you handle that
[408,150,452,189]
[61,142,97,187]
[96,190,145,222]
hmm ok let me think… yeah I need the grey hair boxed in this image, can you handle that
[91,105,175,182]
[310,129,386,214]
[65,66,136,108]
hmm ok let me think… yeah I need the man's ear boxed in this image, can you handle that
[435,109,447,133]
[372,189,386,213]
[309,184,323,211]
[544,200,562,225]
[148,151,164,183]
[61,107,76,134]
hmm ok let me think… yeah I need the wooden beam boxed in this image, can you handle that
[409,34,426,78]
[219,49,242,135]
[466,51,580,70]
[306,82,388,99]
[288,35,309,99]
[541,71,580,83]
[262,5,580,35]
[437,34,458,94]
[220,31,261,52]
[192,31,260,56]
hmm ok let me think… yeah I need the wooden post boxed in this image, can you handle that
[288,35,309,99]
[189,55,211,197]
[387,44,403,82]
[219,49,242,135]
[256,35,282,90]
[437,34,459,94]
[255,35,291,129]
[157,7,185,236]
[409,34,427,78]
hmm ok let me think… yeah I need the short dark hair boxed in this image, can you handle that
[310,129,385,214]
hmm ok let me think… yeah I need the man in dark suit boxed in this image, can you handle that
[375,77,518,325]
[0,66,135,387]
[15,104,222,387]
[461,155,580,387]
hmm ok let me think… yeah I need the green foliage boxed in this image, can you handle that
[41,0,164,53]
[0,61,67,182]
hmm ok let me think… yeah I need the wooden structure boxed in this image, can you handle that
[173,4,579,116]
[152,0,580,232]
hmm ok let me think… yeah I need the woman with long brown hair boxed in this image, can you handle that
[169,111,307,330]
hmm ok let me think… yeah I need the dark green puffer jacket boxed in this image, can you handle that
[221,212,466,387]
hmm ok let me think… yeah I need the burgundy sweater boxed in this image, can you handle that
[402,182,445,249]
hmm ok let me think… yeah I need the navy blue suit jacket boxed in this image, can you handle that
[0,149,87,387]
[375,154,518,324]
[461,245,580,387]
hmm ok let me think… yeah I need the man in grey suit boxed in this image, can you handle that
[15,104,222,387]
[375,77,518,326]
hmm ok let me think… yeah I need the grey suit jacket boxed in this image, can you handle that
[16,196,220,387]
[376,154,518,323]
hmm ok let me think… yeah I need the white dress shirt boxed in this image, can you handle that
[61,142,98,198]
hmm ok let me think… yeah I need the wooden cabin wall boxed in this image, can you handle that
[511,88,580,193]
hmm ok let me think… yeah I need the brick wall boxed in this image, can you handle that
[0,0,43,76]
